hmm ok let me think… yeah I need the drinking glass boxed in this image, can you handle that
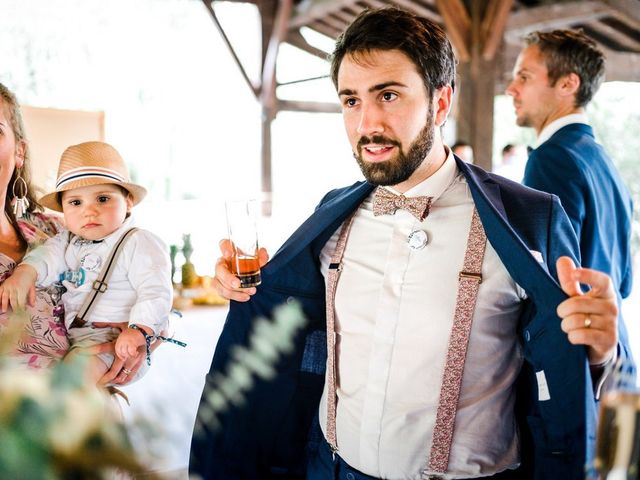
[225,199,261,288]
[593,358,639,480]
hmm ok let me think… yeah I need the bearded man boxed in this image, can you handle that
[191,8,627,480]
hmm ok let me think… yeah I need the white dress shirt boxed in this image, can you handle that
[318,150,526,479]
[24,215,172,336]
[534,112,589,148]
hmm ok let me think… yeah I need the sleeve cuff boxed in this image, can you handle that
[590,346,618,400]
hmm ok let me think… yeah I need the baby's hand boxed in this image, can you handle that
[0,264,37,312]
[115,326,152,360]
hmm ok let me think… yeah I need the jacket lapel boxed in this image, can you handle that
[455,157,566,307]
[266,181,375,273]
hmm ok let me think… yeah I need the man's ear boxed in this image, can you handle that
[15,140,26,169]
[556,72,580,98]
[433,85,453,127]
[126,193,134,212]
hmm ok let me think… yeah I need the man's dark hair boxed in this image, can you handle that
[525,29,605,107]
[452,140,471,150]
[329,8,457,97]
[502,143,515,155]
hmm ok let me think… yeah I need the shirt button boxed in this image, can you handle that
[524,330,531,342]
[346,473,355,480]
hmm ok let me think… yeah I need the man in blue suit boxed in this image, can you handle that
[191,9,626,480]
[506,30,634,373]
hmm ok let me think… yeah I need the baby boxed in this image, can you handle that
[0,141,174,383]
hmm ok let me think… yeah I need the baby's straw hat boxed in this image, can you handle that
[39,141,147,212]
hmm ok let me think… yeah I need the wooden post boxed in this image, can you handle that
[455,0,506,171]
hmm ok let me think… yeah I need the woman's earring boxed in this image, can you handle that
[11,168,30,219]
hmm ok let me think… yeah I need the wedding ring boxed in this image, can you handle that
[122,368,133,375]
[584,316,592,329]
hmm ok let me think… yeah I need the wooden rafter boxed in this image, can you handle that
[392,0,441,22]
[578,22,640,52]
[316,13,348,31]
[309,20,344,38]
[481,0,514,60]
[289,0,360,29]
[505,1,614,38]
[285,30,331,60]
[603,48,640,81]
[435,0,471,61]
[202,0,259,98]
[261,0,293,109]
[600,0,640,24]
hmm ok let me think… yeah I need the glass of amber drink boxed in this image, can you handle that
[225,199,262,288]
[594,389,640,480]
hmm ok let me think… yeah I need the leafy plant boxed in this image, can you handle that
[0,313,157,479]
[194,299,307,433]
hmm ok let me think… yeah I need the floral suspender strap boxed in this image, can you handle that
[424,208,486,478]
[325,211,357,455]
[324,208,487,478]
[70,228,139,328]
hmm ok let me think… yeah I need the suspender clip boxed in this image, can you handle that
[92,279,108,292]
[458,271,482,283]
[328,262,342,271]
[329,443,338,461]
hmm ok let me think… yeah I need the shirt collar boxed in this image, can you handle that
[72,215,135,248]
[535,112,589,148]
[384,146,457,203]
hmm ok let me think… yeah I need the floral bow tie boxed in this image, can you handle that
[372,187,433,221]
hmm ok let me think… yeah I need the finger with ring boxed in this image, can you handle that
[122,368,133,375]
[584,315,592,329]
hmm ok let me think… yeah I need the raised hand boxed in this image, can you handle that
[213,239,269,302]
[556,256,618,365]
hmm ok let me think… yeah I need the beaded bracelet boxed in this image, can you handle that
[129,324,187,366]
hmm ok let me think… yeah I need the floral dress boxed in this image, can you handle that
[0,212,69,369]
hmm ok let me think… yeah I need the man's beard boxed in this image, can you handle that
[354,111,435,186]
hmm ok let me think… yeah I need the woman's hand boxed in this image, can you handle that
[213,239,269,302]
[0,264,37,312]
[88,322,164,385]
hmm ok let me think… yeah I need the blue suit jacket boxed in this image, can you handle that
[524,123,634,363]
[191,158,607,480]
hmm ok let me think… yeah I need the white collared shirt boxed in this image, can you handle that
[534,112,589,148]
[24,215,172,335]
[318,150,526,479]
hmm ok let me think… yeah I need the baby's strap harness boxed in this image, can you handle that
[69,228,186,365]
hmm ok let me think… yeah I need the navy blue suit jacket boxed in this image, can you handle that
[524,123,634,364]
[191,158,608,480]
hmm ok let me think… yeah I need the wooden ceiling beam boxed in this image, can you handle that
[603,49,640,81]
[505,1,614,39]
[328,10,356,25]
[600,0,640,24]
[290,0,360,29]
[481,0,514,60]
[390,0,441,23]
[309,20,344,38]
[580,22,640,52]
[261,0,293,111]
[285,30,332,60]
[315,13,348,31]
[435,0,471,61]
[361,0,388,9]
[606,9,640,33]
